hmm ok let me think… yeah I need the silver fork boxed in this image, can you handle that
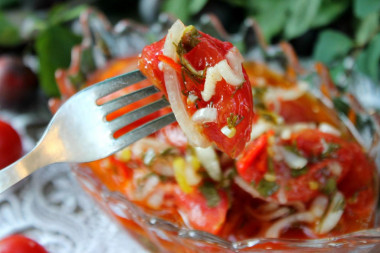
[0,70,176,194]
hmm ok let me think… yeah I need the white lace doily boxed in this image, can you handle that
[0,109,147,253]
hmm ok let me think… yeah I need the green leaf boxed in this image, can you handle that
[313,30,353,64]
[162,0,191,23]
[356,33,380,81]
[311,0,350,28]
[252,0,289,42]
[35,25,81,97]
[48,4,88,25]
[199,182,221,208]
[188,0,207,15]
[355,12,379,47]
[284,0,322,39]
[354,0,380,18]
[0,12,21,46]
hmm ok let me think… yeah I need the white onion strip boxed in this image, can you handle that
[192,108,217,123]
[163,20,210,147]
[317,191,345,234]
[265,195,329,238]
[265,212,315,238]
[201,48,245,101]
[249,207,291,221]
[194,146,222,181]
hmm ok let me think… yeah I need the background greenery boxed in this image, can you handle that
[0,0,379,97]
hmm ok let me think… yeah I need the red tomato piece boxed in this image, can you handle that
[138,23,253,158]
[0,120,22,169]
[174,186,229,234]
[0,234,48,253]
[236,131,273,183]
[235,128,371,204]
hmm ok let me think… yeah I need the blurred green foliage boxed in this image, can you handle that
[162,0,380,83]
[0,0,378,98]
[0,3,86,96]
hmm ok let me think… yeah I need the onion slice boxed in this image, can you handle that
[192,108,217,123]
[163,20,210,147]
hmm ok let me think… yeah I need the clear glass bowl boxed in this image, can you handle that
[57,9,380,253]
[72,163,380,253]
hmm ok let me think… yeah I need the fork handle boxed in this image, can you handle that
[0,144,51,193]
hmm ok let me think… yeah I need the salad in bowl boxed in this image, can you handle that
[49,9,380,252]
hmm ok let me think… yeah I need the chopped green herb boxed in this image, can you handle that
[252,87,267,109]
[291,166,309,177]
[284,145,301,156]
[259,110,280,124]
[181,25,201,52]
[175,26,206,82]
[199,182,221,208]
[227,113,244,128]
[332,196,346,212]
[321,143,340,159]
[256,179,279,197]
[267,157,275,174]
[322,178,337,195]
[160,148,177,157]
[347,191,359,204]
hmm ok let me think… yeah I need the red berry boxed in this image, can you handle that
[0,56,38,109]
[0,234,48,253]
[0,120,22,169]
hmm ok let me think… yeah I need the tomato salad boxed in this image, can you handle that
[53,20,378,241]
[139,20,253,158]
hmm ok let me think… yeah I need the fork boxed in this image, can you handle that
[0,70,176,194]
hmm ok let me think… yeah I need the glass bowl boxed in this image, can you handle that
[53,9,380,252]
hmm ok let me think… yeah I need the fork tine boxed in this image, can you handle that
[108,97,170,133]
[100,85,160,114]
[115,112,176,148]
[88,70,146,98]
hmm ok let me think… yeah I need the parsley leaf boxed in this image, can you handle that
[291,166,309,177]
[199,182,221,208]
[322,178,337,195]
[256,179,279,197]
[321,143,340,159]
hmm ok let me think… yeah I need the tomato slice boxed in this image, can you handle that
[236,131,273,183]
[138,21,253,158]
[235,129,371,204]
[174,186,229,234]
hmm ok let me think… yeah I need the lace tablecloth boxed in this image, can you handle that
[0,108,148,253]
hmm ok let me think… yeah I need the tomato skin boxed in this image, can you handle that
[139,29,253,158]
[236,131,273,183]
[0,120,22,169]
[174,186,229,234]
[235,128,373,204]
[138,38,166,94]
[0,235,48,253]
